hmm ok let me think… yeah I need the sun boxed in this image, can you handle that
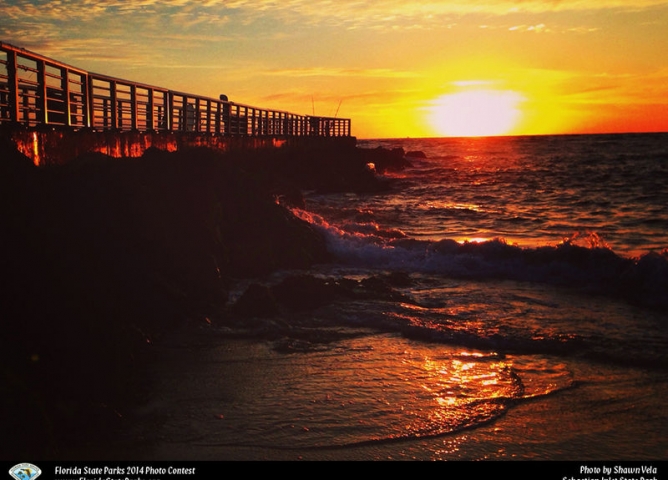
[427,89,524,137]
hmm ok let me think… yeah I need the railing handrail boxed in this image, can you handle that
[87,71,171,95]
[0,41,89,75]
[0,41,351,137]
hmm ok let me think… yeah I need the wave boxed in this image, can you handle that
[293,209,668,311]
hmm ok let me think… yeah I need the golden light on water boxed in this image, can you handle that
[427,88,525,137]
[419,354,515,407]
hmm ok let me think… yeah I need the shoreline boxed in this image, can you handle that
[53,328,668,461]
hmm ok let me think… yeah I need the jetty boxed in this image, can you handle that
[0,42,354,165]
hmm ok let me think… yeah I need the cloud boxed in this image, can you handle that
[508,23,549,32]
[2,0,666,31]
[0,0,237,65]
[2,0,665,56]
[2,0,666,79]
[264,67,421,78]
[205,0,668,25]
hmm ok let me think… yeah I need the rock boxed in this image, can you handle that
[406,150,427,158]
[0,139,340,457]
[390,147,406,157]
[359,146,412,173]
[233,284,280,317]
[272,275,347,311]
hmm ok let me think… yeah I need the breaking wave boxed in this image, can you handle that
[293,208,668,311]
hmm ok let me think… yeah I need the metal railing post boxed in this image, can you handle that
[37,59,48,124]
[7,50,19,122]
[109,80,118,129]
[166,91,173,131]
[63,68,72,127]
[130,84,137,130]
[84,73,92,127]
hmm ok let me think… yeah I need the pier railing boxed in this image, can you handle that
[0,42,351,137]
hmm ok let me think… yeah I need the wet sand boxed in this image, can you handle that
[69,327,668,462]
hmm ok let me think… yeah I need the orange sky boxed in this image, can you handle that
[2,0,667,138]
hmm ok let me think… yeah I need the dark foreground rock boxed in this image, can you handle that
[233,272,415,317]
[233,143,412,194]
[0,141,352,458]
[0,134,412,457]
[406,150,427,159]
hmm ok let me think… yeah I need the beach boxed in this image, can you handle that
[2,133,667,462]
[59,328,668,461]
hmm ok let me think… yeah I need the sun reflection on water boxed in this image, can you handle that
[178,334,574,451]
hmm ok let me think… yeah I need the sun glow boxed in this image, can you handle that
[427,89,525,137]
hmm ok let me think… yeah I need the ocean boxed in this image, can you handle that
[128,133,668,461]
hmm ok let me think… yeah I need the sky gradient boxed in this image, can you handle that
[2,0,667,138]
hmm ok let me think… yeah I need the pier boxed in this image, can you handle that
[0,42,354,165]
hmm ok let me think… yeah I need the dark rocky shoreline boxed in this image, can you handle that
[0,136,411,458]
